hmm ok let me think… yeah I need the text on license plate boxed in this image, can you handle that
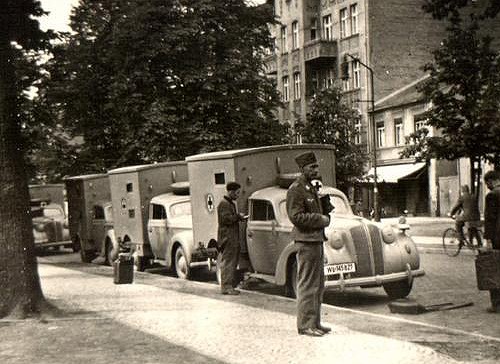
[324,262,356,275]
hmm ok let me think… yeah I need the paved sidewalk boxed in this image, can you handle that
[12,262,468,364]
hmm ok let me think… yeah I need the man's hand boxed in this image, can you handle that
[321,214,330,226]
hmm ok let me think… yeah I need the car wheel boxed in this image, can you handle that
[174,247,190,279]
[285,258,297,298]
[383,280,413,299]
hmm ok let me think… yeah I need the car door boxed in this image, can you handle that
[246,199,278,274]
[91,204,106,249]
[147,203,168,259]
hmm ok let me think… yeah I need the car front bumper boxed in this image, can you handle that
[324,263,425,291]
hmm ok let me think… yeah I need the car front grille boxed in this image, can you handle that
[349,225,384,277]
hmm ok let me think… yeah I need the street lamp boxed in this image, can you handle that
[343,53,379,221]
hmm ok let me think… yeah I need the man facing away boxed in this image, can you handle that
[286,151,332,337]
[217,181,247,295]
[449,185,481,243]
[483,170,500,313]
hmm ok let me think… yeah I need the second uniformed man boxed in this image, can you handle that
[286,151,332,337]
[217,181,246,295]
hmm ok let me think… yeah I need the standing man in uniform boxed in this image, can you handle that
[217,182,246,295]
[483,170,500,313]
[286,151,332,337]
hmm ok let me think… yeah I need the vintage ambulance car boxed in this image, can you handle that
[185,144,424,298]
[65,173,116,263]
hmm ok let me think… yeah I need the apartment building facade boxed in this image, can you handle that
[264,0,492,216]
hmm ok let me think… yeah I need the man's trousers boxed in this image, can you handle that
[220,240,241,292]
[295,241,324,330]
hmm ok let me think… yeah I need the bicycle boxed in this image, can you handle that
[442,220,483,257]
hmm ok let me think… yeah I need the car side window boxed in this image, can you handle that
[251,200,275,221]
[93,205,105,220]
[151,203,167,220]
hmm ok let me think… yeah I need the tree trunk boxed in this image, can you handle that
[0,41,45,318]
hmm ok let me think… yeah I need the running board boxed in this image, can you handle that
[248,272,276,285]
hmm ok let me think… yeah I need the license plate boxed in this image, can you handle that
[324,262,356,275]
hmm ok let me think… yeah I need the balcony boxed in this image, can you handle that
[304,39,338,65]
[263,54,277,75]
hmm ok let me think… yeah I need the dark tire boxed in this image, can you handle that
[285,258,298,298]
[383,280,413,299]
[442,228,462,257]
[174,246,190,279]
[135,255,148,272]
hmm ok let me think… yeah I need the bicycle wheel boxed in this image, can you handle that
[442,228,462,257]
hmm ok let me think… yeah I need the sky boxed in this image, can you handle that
[38,0,80,32]
[38,0,267,33]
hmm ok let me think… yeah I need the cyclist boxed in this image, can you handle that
[449,185,481,244]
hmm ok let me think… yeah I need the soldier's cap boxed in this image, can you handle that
[295,151,318,168]
[226,181,241,191]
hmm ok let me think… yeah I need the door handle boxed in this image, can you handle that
[148,228,153,233]
[247,231,253,238]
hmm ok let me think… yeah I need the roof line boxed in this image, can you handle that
[374,74,430,108]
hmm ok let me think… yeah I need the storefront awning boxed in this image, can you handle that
[364,162,426,183]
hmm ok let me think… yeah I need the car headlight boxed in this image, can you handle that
[381,225,396,244]
[33,223,45,232]
[328,230,345,250]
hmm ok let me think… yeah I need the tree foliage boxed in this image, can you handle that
[299,87,367,193]
[422,0,500,20]
[402,2,500,195]
[0,0,54,318]
[34,0,287,179]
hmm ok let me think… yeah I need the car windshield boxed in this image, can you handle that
[278,194,352,223]
[169,201,192,218]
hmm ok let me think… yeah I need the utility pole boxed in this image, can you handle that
[344,53,379,221]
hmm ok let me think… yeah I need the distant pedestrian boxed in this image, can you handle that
[217,182,247,295]
[286,151,332,337]
[483,170,500,313]
[449,185,481,243]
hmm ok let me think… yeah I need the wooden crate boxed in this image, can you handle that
[475,250,500,290]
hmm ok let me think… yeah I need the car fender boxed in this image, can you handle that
[274,241,299,286]
[165,230,194,268]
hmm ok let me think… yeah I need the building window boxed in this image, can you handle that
[340,8,348,38]
[414,115,427,131]
[377,122,385,148]
[354,118,362,144]
[282,76,289,102]
[352,60,360,89]
[311,70,319,93]
[281,26,287,53]
[310,18,317,41]
[293,72,301,100]
[350,4,358,35]
[322,14,332,40]
[292,21,299,49]
[394,118,404,146]
[341,61,350,91]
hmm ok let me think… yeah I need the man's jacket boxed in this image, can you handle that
[217,196,241,249]
[450,192,480,222]
[286,175,329,242]
[484,186,500,248]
